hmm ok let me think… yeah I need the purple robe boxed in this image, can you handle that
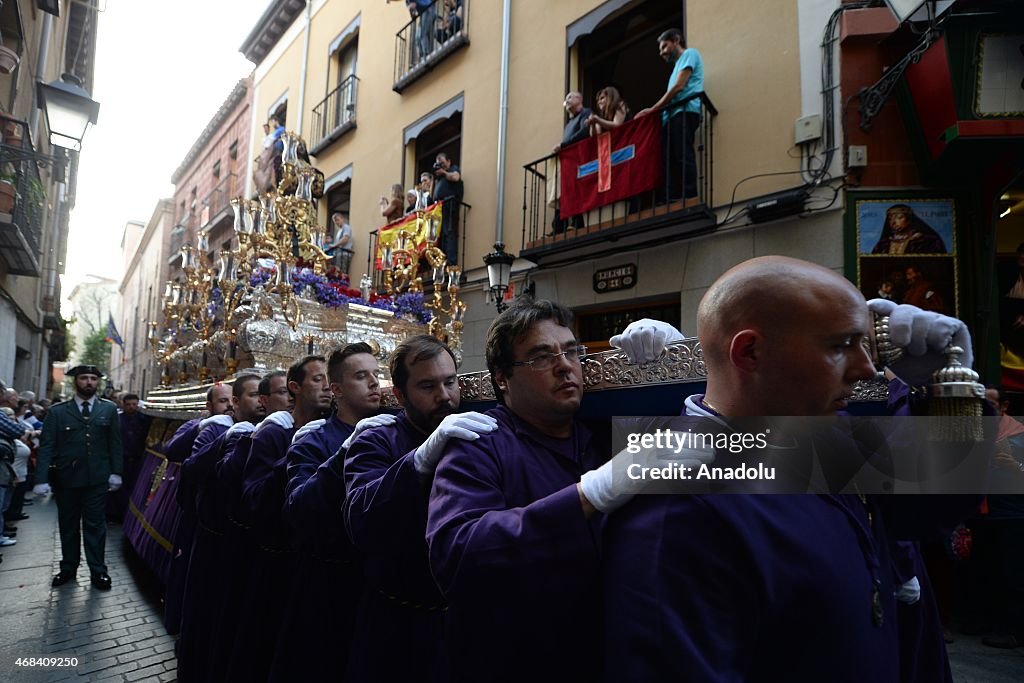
[427,405,605,682]
[229,420,296,681]
[162,418,202,635]
[270,415,361,682]
[110,411,151,520]
[208,432,255,683]
[342,410,446,682]
[602,391,976,682]
[176,422,233,683]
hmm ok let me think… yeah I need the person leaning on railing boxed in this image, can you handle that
[635,27,704,207]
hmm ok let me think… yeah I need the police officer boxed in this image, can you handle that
[34,365,123,590]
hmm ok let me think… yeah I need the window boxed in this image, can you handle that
[212,160,221,179]
[414,112,462,185]
[228,140,238,160]
[393,0,470,92]
[311,18,361,154]
[574,0,682,121]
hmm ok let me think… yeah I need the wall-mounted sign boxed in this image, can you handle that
[594,264,637,293]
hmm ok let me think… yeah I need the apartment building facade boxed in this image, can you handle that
[239,0,1021,376]
[0,0,99,395]
[109,201,174,396]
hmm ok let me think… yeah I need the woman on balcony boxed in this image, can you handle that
[587,87,630,138]
[379,183,405,224]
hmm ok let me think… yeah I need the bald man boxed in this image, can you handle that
[603,256,973,682]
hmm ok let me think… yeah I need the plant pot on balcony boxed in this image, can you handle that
[0,46,19,75]
[0,180,15,214]
[3,120,22,146]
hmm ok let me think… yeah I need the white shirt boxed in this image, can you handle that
[74,396,94,415]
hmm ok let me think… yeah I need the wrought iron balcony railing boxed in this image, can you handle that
[310,75,359,155]
[368,199,471,291]
[394,0,468,92]
[521,92,717,263]
[199,173,240,229]
[0,118,47,277]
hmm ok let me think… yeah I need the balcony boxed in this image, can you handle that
[368,200,471,290]
[0,119,46,277]
[521,93,717,265]
[199,173,240,231]
[309,75,359,156]
[393,0,468,93]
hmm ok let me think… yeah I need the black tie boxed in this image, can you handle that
[82,401,90,419]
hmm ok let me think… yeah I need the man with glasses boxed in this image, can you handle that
[425,300,609,681]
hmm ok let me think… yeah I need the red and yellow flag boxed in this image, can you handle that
[375,201,443,270]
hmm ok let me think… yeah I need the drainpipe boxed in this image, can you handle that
[296,0,312,137]
[29,12,53,142]
[494,0,511,245]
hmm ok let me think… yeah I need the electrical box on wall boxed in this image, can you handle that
[794,114,822,145]
[848,145,868,167]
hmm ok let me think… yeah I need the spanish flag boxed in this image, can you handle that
[375,201,443,270]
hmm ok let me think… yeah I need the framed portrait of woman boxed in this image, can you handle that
[857,199,955,255]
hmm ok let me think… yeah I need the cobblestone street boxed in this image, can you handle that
[0,496,176,682]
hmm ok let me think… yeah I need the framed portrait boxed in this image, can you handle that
[857,199,955,256]
[857,256,957,317]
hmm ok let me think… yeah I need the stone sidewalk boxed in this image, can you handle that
[0,494,176,682]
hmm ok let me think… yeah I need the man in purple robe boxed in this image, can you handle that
[176,373,264,682]
[271,343,385,681]
[209,370,290,679]
[601,256,975,681]
[426,300,608,682]
[343,335,497,682]
[163,382,232,635]
[229,355,331,681]
[110,393,151,521]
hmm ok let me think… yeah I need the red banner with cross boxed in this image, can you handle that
[558,114,663,216]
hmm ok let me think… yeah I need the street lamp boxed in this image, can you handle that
[37,73,100,151]
[483,242,516,313]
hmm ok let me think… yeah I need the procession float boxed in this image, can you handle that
[126,132,987,584]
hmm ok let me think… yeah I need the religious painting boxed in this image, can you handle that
[857,256,957,317]
[856,199,955,256]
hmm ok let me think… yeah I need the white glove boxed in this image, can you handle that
[579,433,716,514]
[413,412,498,475]
[33,483,52,496]
[895,576,921,605]
[609,318,685,364]
[258,410,295,432]
[340,413,398,451]
[292,418,327,444]
[108,474,123,492]
[200,414,234,431]
[227,421,256,437]
[867,300,973,385]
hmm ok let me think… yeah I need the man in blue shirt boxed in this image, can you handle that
[636,28,704,205]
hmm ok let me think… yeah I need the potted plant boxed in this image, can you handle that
[0,163,16,214]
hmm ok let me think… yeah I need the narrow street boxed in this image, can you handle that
[0,497,177,682]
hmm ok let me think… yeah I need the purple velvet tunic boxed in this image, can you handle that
[176,422,233,683]
[270,415,361,682]
[229,419,297,681]
[162,418,202,635]
[602,392,973,682]
[427,405,604,682]
[342,410,446,682]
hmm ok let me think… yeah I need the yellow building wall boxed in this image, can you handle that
[251,0,805,275]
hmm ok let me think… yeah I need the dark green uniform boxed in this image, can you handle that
[37,397,123,574]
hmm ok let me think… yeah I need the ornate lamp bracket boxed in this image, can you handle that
[857,27,942,133]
